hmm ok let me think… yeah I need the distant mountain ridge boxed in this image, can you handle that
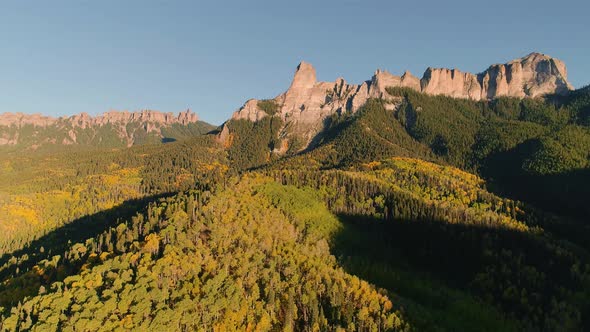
[0,109,213,149]
[227,52,573,149]
[0,109,199,128]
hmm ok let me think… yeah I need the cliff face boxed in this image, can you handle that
[0,110,204,148]
[420,68,483,99]
[420,53,573,100]
[228,52,573,149]
[481,52,572,98]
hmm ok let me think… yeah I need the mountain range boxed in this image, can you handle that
[0,109,213,149]
[1,52,590,331]
[225,52,573,148]
[1,52,573,152]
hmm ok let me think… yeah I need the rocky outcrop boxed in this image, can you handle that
[232,62,358,141]
[232,100,268,122]
[480,52,573,98]
[421,53,573,100]
[227,52,573,150]
[420,68,483,99]
[370,69,422,97]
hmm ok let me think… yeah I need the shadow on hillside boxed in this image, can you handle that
[480,142,590,235]
[486,167,590,220]
[304,114,351,152]
[330,213,506,331]
[0,193,172,283]
[331,213,590,331]
[332,214,517,287]
[485,164,590,252]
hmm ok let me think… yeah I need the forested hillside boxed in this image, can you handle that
[278,87,590,219]
[1,85,590,331]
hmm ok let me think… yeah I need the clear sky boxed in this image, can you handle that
[1,0,588,125]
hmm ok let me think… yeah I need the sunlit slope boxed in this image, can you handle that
[0,176,408,331]
[0,136,227,257]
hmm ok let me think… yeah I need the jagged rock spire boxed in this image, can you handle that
[288,61,317,91]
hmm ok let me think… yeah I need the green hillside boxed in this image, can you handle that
[276,87,590,219]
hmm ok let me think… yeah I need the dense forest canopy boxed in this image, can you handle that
[1,86,590,331]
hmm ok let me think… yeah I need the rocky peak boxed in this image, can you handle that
[280,61,321,117]
[178,109,199,125]
[288,61,317,91]
[480,52,573,98]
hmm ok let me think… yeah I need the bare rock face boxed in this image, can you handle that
[178,109,199,125]
[284,61,317,104]
[480,52,573,99]
[232,62,358,142]
[421,68,483,99]
[276,64,355,124]
[227,52,574,152]
[0,110,201,146]
[370,69,421,97]
[422,53,573,100]
[231,99,268,122]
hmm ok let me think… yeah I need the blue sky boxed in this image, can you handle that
[1,0,588,125]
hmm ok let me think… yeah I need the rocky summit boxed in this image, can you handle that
[229,52,573,148]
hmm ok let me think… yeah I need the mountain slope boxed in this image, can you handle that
[255,84,590,219]
[4,156,590,331]
[264,157,590,330]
